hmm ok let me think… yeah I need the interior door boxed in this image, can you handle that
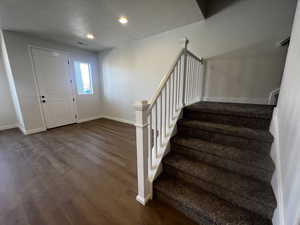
[31,47,76,129]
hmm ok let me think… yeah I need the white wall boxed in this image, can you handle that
[99,0,297,123]
[1,31,102,133]
[204,41,288,103]
[271,2,300,225]
[1,32,25,129]
[0,52,17,130]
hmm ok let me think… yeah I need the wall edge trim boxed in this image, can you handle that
[271,107,285,225]
[77,115,103,123]
[19,125,46,135]
[102,116,134,125]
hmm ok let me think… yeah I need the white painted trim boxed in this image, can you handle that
[77,115,103,123]
[79,115,135,125]
[18,125,46,135]
[136,194,152,206]
[270,108,285,225]
[203,96,269,105]
[16,115,131,134]
[18,124,26,134]
[0,124,18,131]
[102,116,134,125]
[66,57,79,123]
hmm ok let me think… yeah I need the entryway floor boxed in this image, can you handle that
[0,119,196,225]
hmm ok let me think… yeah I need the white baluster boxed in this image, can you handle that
[176,59,181,111]
[192,59,196,102]
[187,56,191,104]
[148,113,153,169]
[179,56,184,106]
[182,39,188,107]
[175,64,179,112]
[154,103,158,158]
[196,61,201,101]
[191,57,194,103]
[172,71,175,118]
[164,87,167,138]
[170,74,173,122]
[159,95,163,150]
[191,60,193,102]
[168,79,171,129]
[201,60,206,101]
[135,100,152,205]
[189,57,193,104]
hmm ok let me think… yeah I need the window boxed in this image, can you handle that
[74,61,93,95]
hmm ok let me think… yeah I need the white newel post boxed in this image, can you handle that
[135,100,152,205]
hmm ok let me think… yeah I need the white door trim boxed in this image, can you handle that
[68,58,79,123]
[28,45,79,129]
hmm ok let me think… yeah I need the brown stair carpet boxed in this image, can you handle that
[153,102,276,225]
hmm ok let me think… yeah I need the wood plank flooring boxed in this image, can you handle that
[0,119,196,225]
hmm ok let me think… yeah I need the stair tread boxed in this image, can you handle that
[178,119,273,143]
[185,102,274,119]
[173,136,275,172]
[163,153,276,209]
[154,175,272,225]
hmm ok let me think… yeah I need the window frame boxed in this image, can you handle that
[73,61,94,96]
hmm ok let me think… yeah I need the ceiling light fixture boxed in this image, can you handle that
[118,16,128,25]
[86,33,95,40]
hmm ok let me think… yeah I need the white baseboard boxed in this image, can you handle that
[0,123,18,131]
[77,115,103,123]
[102,116,134,125]
[203,96,269,105]
[15,115,132,135]
[19,125,46,135]
[77,115,134,125]
[270,108,285,225]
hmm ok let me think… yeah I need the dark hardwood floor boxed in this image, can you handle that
[0,119,196,225]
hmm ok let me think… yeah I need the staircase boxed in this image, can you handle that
[153,101,276,225]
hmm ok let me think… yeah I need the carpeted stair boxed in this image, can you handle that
[153,102,276,225]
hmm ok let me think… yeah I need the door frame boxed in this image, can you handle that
[28,45,79,130]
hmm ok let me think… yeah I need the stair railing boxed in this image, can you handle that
[268,88,280,105]
[134,39,204,205]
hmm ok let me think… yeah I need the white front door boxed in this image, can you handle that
[31,47,76,129]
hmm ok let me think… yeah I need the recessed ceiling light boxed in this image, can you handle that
[118,16,128,24]
[86,33,95,40]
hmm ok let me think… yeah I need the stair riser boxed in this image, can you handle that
[173,144,272,183]
[164,164,274,219]
[178,127,272,154]
[154,191,213,225]
[183,110,271,130]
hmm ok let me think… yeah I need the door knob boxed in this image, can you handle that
[41,96,45,99]
[42,100,46,103]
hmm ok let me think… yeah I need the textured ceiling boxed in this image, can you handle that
[0,0,204,51]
